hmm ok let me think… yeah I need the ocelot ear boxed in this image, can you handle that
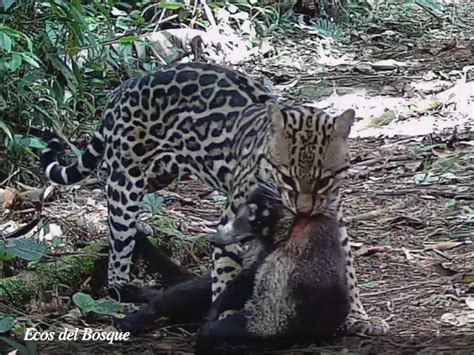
[334,109,355,139]
[266,101,285,132]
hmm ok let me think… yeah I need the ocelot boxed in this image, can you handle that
[41,62,388,335]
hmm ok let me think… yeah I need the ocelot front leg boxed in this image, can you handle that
[339,226,389,335]
[210,184,255,301]
[211,219,243,302]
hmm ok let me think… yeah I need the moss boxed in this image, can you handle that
[0,241,107,307]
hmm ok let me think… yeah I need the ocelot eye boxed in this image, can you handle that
[277,172,296,191]
[313,176,333,194]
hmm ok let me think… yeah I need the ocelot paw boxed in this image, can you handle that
[344,314,389,336]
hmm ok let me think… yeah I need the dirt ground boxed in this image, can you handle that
[30,133,473,354]
[1,4,473,354]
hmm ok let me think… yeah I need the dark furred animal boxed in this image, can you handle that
[120,188,349,353]
[197,190,351,353]
[41,62,388,335]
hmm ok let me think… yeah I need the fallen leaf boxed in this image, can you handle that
[432,263,458,277]
[355,63,376,74]
[355,245,392,257]
[410,98,443,113]
[425,241,464,251]
[431,146,456,158]
[86,198,96,206]
[37,223,63,242]
[462,273,474,284]
[366,110,396,127]
[371,59,408,70]
[467,297,474,310]
[440,312,468,327]
[422,71,438,81]
[20,188,45,203]
[0,188,20,209]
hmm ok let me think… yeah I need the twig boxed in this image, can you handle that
[2,218,40,239]
[199,0,216,27]
[346,202,405,222]
[361,279,444,297]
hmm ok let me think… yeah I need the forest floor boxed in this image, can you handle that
[1,5,473,355]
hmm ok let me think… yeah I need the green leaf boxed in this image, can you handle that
[414,172,439,185]
[20,53,40,68]
[7,53,22,71]
[158,2,184,10]
[51,78,65,104]
[73,293,123,316]
[115,17,130,31]
[0,337,29,355]
[13,135,47,149]
[119,35,138,45]
[178,8,188,22]
[0,32,12,52]
[0,239,49,261]
[158,226,185,238]
[0,0,15,11]
[359,281,380,289]
[25,340,37,355]
[440,172,458,181]
[72,292,96,312]
[142,194,163,214]
[90,299,121,315]
[0,316,15,333]
[445,199,457,208]
[0,120,13,140]
[0,24,22,37]
[0,248,15,261]
[44,52,77,91]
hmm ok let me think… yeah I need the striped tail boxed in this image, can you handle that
[41,128,105,185]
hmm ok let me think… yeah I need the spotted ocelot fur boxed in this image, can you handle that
[41,62,388,335]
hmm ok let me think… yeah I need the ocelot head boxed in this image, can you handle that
[263,102,355,216]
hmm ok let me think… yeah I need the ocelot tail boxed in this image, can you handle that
[41,62,388,335]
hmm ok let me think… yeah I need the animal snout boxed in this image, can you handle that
[208,231,230,247]
[296,194,313,214]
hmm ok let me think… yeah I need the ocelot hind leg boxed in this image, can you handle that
[340,226,389,335]
[106,152,183,287]
[105,163,148,286]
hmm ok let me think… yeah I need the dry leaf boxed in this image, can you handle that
[431,146,456,158]
[467,297,474,310]
[440,312,469,327]
[355,63,376,74]
[0,187,20,209]
[426,241,464,251]
[20,188,45,202]
[462,274,474,284]
[371,59,408,70]
[410,98,442,113]
[366,110,396,127]
[355,245,392,257]
[432,263,458,277]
